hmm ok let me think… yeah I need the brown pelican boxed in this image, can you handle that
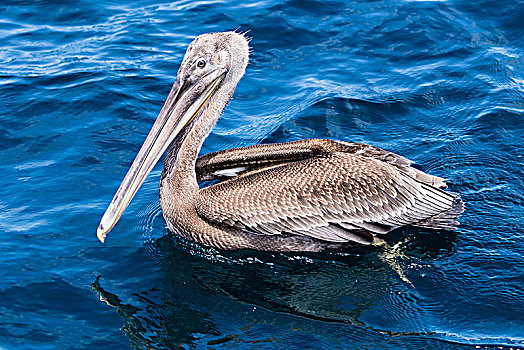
[97,31,464,252]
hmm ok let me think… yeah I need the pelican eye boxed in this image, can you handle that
[196,59,206,69]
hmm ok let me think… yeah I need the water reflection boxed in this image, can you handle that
[92,274,217,349]
[92,227,458,348]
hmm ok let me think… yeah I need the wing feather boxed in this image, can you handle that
[195,151,460,245]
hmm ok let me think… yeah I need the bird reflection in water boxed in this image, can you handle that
[91,227,456,348]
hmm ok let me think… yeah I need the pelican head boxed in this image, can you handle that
[97,31,250,242]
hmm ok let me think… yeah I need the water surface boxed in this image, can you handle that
[1,0,523,348]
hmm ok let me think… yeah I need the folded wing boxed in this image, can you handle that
[195,147,463,245]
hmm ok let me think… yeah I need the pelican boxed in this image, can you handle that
[97,31,464,252]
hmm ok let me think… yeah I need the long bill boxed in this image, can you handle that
[97,71,226,242]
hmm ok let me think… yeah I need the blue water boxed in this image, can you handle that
[1,0,523,348]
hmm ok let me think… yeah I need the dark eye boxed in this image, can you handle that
[196,59,206,69]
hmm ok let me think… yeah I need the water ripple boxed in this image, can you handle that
[1,0,523,348]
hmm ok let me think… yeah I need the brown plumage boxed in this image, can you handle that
[97,31,464,252]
